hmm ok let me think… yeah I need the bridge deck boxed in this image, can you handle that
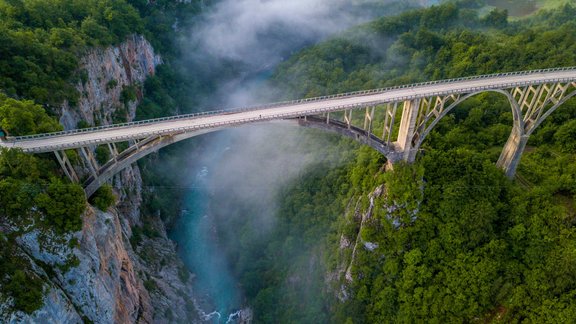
[2,68,576,153]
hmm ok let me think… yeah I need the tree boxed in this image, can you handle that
[95,145,111,165]
[90,184,116,211]
[4,270,44,314]
[482,9,508,29]
[0,93,62,135]
[35,178,86,233]
[554,119,576,153]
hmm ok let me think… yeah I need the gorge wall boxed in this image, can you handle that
[2,36,201,323]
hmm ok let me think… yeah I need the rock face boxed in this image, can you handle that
[59,34,162,130]
[12,207,152,323]
[1,35,200,323]
[1,242,83,324]
[329,180,422,303]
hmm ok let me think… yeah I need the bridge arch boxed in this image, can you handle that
[404,82,576,176]
[84,129,219,197]
[84,120,397,197]
[410,89,519,153]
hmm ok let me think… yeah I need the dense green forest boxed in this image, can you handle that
[209,2,576,322]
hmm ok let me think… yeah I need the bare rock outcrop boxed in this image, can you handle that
[60,34,162,130]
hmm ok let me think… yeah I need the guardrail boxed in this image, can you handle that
[7,66,576,143]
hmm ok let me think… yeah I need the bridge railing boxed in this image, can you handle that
[8,66,576,142]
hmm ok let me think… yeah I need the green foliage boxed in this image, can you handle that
[127,0,204,56]
[5,270,44,313]
[120,85,138,104]
[57,255,80,273]
[0,178,37,219]
[0,0,207,316]
[35,178,86,233]
[336,147,576,322]
[0,149,85,230]
[481,8,509,28]
[0,0,146,107]
[135,64,196,120]
[0,93,62,136]
[112,105,128,124]
[0,148,47,181]
[130,225,144,247]
[77,120,91,129]
[554,119,576,153]
[0,240,44,314]
[106,79,118,90]
[264,2,576,322]
[94,145,111,165]
[272,3,576,99]
[143,278,158,292]
[89,184,116,211]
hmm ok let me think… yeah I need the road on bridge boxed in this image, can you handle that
[1,68,576,153]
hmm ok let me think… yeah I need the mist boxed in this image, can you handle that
[183,0,424,107]
[172,0,426,320]
[207,123,346,234]
[191,0,416,69]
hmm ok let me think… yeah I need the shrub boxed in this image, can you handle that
[90,184,116,211]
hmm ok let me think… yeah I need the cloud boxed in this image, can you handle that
[181,0,425,108]
[189,0,423,70]
[193,0,348,66]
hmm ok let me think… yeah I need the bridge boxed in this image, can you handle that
[1,67,576,197]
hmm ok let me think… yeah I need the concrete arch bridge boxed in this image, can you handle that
[1,67,576,197]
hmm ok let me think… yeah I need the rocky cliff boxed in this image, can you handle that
[1,36,201,323]
[330,178,421,303]
[59,34,162,130]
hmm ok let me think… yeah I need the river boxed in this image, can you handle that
[167,1,433,322]
[169,137,241,322]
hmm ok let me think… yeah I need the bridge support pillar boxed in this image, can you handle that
[54,150,79,182]
[383,102,398,145]
[344,110,353,129]
[364,106,375,132]
[395,99,420,162]
[497,127,529,178]
[107,142,119,161]
[80,147,99,179]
